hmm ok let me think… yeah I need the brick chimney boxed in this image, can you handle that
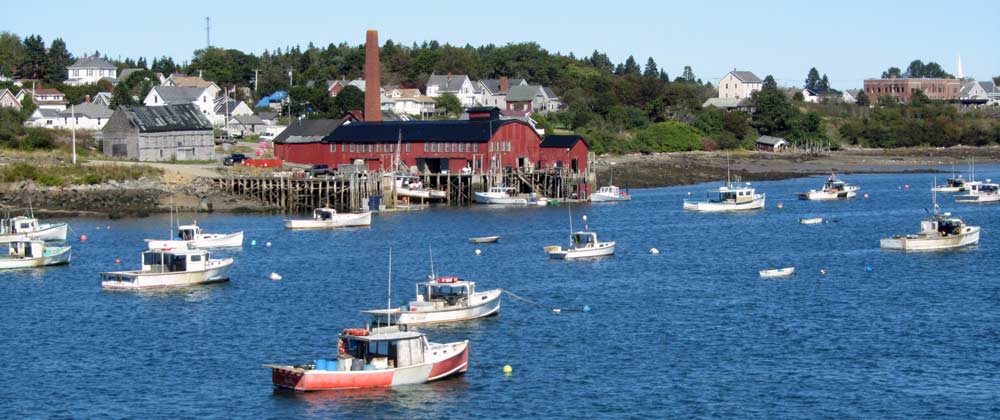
[364,30,382,122]
[500,76,509,94]
[85,94,91,103]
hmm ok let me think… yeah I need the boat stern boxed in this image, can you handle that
[427,340,470,381]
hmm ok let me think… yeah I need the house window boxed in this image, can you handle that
[87,69,93,76]
[350,144,355,152]
[424,143,428,152]
[474,143,479,152]
[406,143,411,152]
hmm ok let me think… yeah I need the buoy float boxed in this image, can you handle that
[115,258,121,265]
[80,235,88,242]
[863,193,869,198]
[265,242,272,247]
[777,202,784,209]
[819,268,827,276]
[649,248,660,255]
[106,225,111,229]
[251,240,257,246]
[551,309,561,314]
[474,249,482,256]
[96,226,101,230]
[503,365,513,375]
[582,305,592,313]
[904,184,910,190]
[864,265,874,273]
[269,272,282,281]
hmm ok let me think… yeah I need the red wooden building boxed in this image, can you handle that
[539,134,589,174]
[273,119,346,164]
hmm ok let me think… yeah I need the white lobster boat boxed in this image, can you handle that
[547,230,616,259]
[683,180,765,212]
[266,327,469,391]
[474,186,528,205]
[0,216,68,243]
[955,180,1000,204]
[796,172,860,200]
[0,240,71,269]
[364,276,501,326]
[395,175,446,200]
[932,176,969,193]
[100,248,234,290]
[284,208,372,229]
[145,221,243,249]
[590,185,631,202]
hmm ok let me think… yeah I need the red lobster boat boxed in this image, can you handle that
[265,326,469,391]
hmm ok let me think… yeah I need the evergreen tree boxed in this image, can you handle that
[0,32,25,77]
[751,75,796,137]
[588,50,613,73]
[623,55,640,75]
[818,74,830,93]
[614,63,625,75]
[22,35,46,80]
[44,38,72,83]
[659,69,670,83]
[109,82,134,108]
[137,57,147,69]
[855,90,870,106]
[681,66,695,82]
[881,67,901,79]
[643,57,658,78]
[804,67,820,90]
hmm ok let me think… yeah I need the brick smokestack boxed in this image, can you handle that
[500,76,509,94]
[364,29,382,122]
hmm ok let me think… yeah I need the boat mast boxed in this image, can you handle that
[567,204,574,246]
[387,248,392,327]
[428,245,436,280]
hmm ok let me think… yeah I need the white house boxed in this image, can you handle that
[475,78,527,108]
[26,109,61,127]
[57,102,114,130]
[327,79,367,97]
[541,87,562,113]
[66,56,118,86]
[92,92,113,107]
[426,74,477,106]
[163,74,221,98]
[28,88,68,110]
[226,114,267,136]
[841,89,861,104]
[0,89,21,110]
[718,70,763,100]
[210,97,253,126]
[802,88,820,103]
[143,86,215,117]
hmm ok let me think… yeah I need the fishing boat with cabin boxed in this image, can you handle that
[955,180,1000,203]
[284,208,372,229]
[145,221,243,249]
[474,186,528,205]
[880,187,980,251]
[100,248,234,289]
[0,215,68,243]
[364,275,502,326]
[394,174,446,200]
[547,212,615,259]
[0,240,72,269]
[796,172,860,200]
[683,179,765,212]
[590,168,630,202]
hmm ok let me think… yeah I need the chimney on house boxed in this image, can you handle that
[500,76,509,94]
[85,94,91,103]
[447,72,452,81]
[364,29,382,122]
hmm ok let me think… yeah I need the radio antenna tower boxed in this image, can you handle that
[205,17,211,48]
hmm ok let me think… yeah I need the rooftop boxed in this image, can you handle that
[541,134,588,148]
[729,71,762,83]
[116,104,213,133]
[273,119,345,144]
[325,119,525,144]
[68,56,116,70]
[151,86,206,104]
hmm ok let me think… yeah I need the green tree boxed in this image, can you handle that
[433,92,462,116]
[904,60,925,78]
[110,82,134,108]
[151,56,178,75]
[623,55,640,75]
[19,95,36,120]
[881,67,901,79]
[0,32,24,77]
[136,57,147,69]
[635,121,704,152]
[910,89,931,106]
[681,66,696,83]
[332,85,365,116]
[643,57,658,78]
[21,35,46,79]
[855,90,870,106]
[993,75,1000,86]
[792,91,805,102]
[588,50,613,73]
[44,38,72,83]
[751,75,797,137]
[818,74,830,93]
[804,67,820,90]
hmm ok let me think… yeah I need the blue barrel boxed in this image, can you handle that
[315,359,327,370]
[368,195,382,210]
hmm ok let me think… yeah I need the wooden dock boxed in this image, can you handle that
[202,169,593,214]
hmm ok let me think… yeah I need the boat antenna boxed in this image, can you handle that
[169,196,174,239]
[428,245,436,280]
[387,248,393,327]
[726,154,731,186]
[932,176,939,216]
[567,203,574,246]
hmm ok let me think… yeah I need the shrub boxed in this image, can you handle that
[635,121,704,152]
[21,128,56,150]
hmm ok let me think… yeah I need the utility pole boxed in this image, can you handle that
[253,68,259,92]
[205,17,211,48]
[70,104,77,165]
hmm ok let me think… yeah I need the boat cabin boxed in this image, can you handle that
[711,184,757,203]
[334,329,427,371]
[979,183,999,194]
[823,179,848,191]
[1,216,39,235]
[412,276,475,308]
[6,240,45,258]
[597,185,623,196]
[920,213,965,237]
[176,224,203,241]
[395,175,424,189]
[487,186,515,195]
[312,208,338,220]
[570,231,601,248]
[141,249,212,272]
[945,177,966,188]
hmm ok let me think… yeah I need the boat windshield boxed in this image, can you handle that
[178,229,196,240]
[142,251,188,272]
[948,178,965,187]
[982,184,999,193]
[938,219,963,236]
[314,209,335,220]
[573,233,596,246]
[419,283,469,303]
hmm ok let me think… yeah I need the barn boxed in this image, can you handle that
[756,135,789,152]
[273,119,346,165]
[539,134,589,174]
[101,104,214,162]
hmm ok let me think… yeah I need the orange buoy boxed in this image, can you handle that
[80,235,88,242]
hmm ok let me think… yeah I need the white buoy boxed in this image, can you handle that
[475,249,482,256]
[265,242,272,247]
[649,248,660,255]
[551,308,561,314]
[582,215,588,221]
[269,272,282,281]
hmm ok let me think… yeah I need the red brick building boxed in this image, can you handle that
[862,77,961,104]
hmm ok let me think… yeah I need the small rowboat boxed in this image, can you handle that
[759,267,795,278]
[799,217,823,225]
[468,236,500,244]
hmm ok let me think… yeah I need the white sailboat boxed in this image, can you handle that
[284,208,372,229]
[0,240,72,269]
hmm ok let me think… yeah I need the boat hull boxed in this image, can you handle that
[100,259,234,289]
[683,196,765,212]
[955,194,1000,203]
[146,231,244,250]
[474,192,527,205]
[0,246,72,269]
[880,227,980,251]
[370,290,502,326]
[589,192,630,202]
[468,236,500,244]
[932,186,965,193]
[548,242,616,259]
[270,341,469,391]
[284,212,372,229]
[799,218,823,225]
[398,188,446,200]
[760,267,795,278]
[0,223,68,243]
[796,188,859,200]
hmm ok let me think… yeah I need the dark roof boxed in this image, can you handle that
[506,85,541,102]
[427,74,470,92]
[730,71,762,83]
[541,134,588,149]
[325,119,525,144]
[273,119,345,144]
[756,135,788,146]
[118,104,213,133]
[68,56,116,70]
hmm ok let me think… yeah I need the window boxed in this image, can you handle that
[406,143,411,152]
[191,255,202,262]
[87,69,93,76]
[474,143,479,152]
[424,143,428,152]
[350,144,355,152]
[376,144,381,153]
[341,144,346,152]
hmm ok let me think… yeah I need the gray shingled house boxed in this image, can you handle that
[101,104,214,161]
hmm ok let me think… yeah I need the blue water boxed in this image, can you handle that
[2,168,999,419]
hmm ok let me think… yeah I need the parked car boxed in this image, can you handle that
[223,153,248,166]
[260,132,275,141]
[306,164,331,177]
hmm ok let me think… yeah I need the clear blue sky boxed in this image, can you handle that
[10,0,999,89]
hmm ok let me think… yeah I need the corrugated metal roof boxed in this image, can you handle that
[273,119,345,144]
[541,134,588,148]
[325,119,521,144]
[120,104,212,133]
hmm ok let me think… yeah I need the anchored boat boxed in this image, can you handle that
[955,180,999,204]
[100,248,234,289]
[474,186,528,205]
[932,176,969,193]
[547,213,615,260]
[284,208,372,229]
[683,179,765,212]
[395,175,446,200]
[881,187,980,251]
[146,221,243,249]
[0,215,68,243]
[0,240,71,269]
[759,267,795,278]
[468,235,500,244]
[590,185,630,202]
[364,276,501,326]
[797,172,860,200]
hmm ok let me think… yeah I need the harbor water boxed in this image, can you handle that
[1,169,997,418]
